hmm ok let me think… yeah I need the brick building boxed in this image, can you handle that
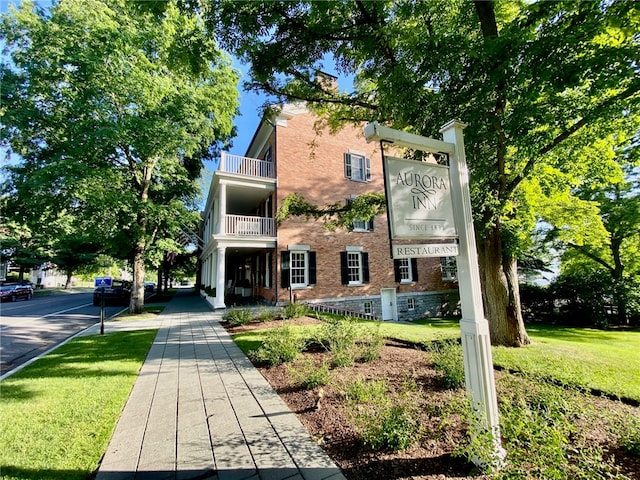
[200,102,459,321]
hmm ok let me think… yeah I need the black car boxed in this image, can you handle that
[0,283,34,302]
[93,280,132,306]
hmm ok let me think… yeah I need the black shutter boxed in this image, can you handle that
[281,251,290,288]
[308,251,317,285]
[394,260,401,283]
[365,157,371,181]
[344,153,352,179]
[368,218,374,231]
[411,258,418,281]
[362,252,370,283]
[340,252,349,285]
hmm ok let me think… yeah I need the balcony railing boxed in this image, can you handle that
[224,215,276,237]
[220,152,275,179]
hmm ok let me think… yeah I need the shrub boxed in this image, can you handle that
[427,338,465,389]
[256,307,276,323]
[341,377,388,404]
[316,317,359,367]
[250,324,306,366]
[618,416,640,457]
[357,403,419,451]
[223,308,253,326]
[358,324,384,363]
[282,302,308,319]
[288,357,332,389]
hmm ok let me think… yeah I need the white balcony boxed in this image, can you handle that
[220,152,275,179]
[224,215,276,237]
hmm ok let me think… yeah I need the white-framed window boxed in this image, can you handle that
[281,248,317,289]
[407,297,415,311]
[347,252,362,284]
[398,259,412,283]
[394,258,418,283]
[340,248,370,285]
[363,301,373,314]
[441,257,457,282]
[290,251,306,287]
[344,152,371,182]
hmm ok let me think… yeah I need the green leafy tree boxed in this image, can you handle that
[540,153,640,324]
[1,0,239,311]
[208,0,640,345]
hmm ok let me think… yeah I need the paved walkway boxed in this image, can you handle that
[94,290,345,480]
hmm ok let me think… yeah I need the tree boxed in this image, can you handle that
[1,0,239,311]
[537,141,640,325]
[208,0,640,345]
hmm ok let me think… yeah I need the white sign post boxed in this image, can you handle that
[365,120,505,468]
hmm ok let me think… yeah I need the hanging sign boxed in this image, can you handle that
[383,156,457,241]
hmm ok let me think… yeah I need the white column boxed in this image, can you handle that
[217,183,227,234]
[214,246,226,309]
[440,120,505,467]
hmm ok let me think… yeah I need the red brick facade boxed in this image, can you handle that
[202,104,459,320]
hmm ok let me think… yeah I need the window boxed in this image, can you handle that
[340,249,370,285]
[441,257,457,282]
[281,250,317,288]
[407,297,415,311]
[344,152,371,182]
[347,197,374,232]
[394,258,418,283]
[363,301,373,315]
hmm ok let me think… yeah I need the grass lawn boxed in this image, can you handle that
[0,330,157,480]
[232,316,640,403]
[492,324,640,403]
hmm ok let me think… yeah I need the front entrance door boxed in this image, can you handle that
[380,288,398,321]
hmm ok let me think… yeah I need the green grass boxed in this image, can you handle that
[0,330,157,480]
[493,324,640,402]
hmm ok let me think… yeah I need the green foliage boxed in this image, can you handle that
[281,302,309,320]
[316,317,360,367]
[287,357,332,389]
[210,0,640,346]
[222,308,253,326]
[486,376,626,479]
[256,307,277,323]
[618,417,640,457]
[427,338,466,390]
[1,0,239,310]
[250,324,307,366]
[340,377,388,404]
[342,377,420,452]
[314,317,384,367]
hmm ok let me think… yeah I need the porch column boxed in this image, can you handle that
[216,183,227,234]
[214,246,226,309]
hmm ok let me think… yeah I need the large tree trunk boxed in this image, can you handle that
[65,269,73,289]
[479,224,531,347]
[130,237,146,314]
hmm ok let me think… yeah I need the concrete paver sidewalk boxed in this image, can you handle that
[95,291,345,480]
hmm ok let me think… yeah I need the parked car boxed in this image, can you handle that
[144,282,156,293]
[93,279,132,306]
[0,283,34,302]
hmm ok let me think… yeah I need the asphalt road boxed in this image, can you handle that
[0,290,128,376]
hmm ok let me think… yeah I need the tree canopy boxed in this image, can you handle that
[1,0,239,310]
[207,0,640,345]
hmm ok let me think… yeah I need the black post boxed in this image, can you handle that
[100,286,105,335]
